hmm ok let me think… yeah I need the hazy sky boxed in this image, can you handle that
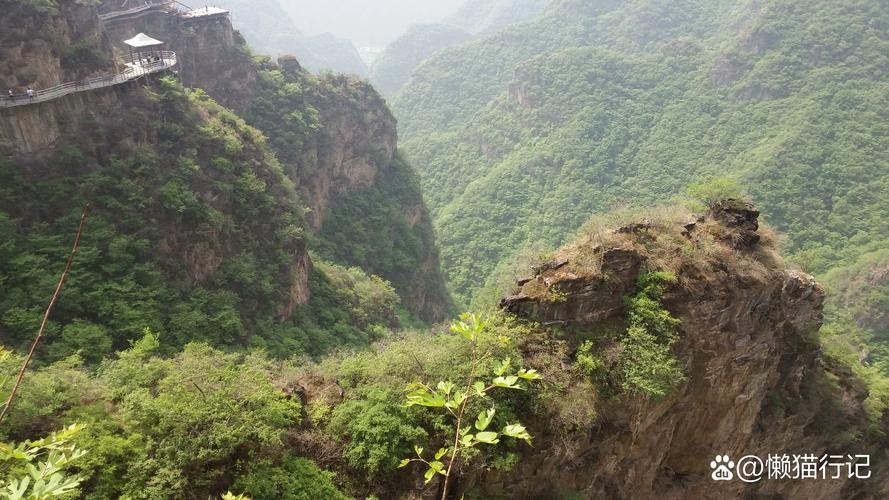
[277,0,467,46]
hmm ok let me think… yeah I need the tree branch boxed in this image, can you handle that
[0,205,90,426]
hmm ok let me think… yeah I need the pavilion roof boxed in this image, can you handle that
[123,33,164,48]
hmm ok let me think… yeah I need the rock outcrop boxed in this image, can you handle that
[0,0,113,91]
[98,4,258,114]
[492,204,888,499]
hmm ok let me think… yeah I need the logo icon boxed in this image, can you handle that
[711,454,735,481]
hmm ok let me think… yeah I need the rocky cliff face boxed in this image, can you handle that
[0,82,124,154]
[492,204,888,499]
[293,68,451,321]
[101,7,452,321]
[1,0,451,322]
[280,63,397,232]
[0,0,113,91]
[98,5,257,113]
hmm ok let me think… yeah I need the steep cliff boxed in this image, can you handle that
[490,202,889,499]
[0,1,419,359]
[0,77,316,356]
[261,59,452,322]
[98,3,258,113]
[98,5,453,321]
[1,1,450,329]
[0,0,113,91]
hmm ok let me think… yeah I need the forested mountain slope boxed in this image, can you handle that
[369,24,473,96]
[0,0,450,365]
[98,0,453,322]
[369,0,548,96]
[2,1,889,498]
[395,0,889,340]
[446,0,550,36]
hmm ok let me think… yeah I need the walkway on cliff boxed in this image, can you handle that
[98,1,170,21]
[99,1,230,23]
[0,53,177,109]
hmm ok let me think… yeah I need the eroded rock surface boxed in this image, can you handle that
[493,204,888,499]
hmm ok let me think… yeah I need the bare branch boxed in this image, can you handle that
[0,205,90,426]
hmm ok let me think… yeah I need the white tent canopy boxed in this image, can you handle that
[123,33,164,48]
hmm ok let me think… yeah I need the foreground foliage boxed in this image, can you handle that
[0,424,86,500]
[400,314,539,497]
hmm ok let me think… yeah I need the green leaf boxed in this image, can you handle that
[424,467,437,484]
[449,317,477,342]
[493,357,511,377]
[492,375,522,389]
[406,388,446,408]
[475,408,495,431]
[399,459,411,468]
[502,423,533,445]
[434,448,448,460]
[414,445,424,457]
[472,381,486,396]
[474,431,500,444]
[445,390,467,410]
[460,434,474,448]
[517,369,542,381]
[424,461,446,484]
[437,381,455,395]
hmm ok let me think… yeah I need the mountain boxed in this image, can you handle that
[446,0,550,36]
[393,0,889,347]
[0,0,451,364]
[210,0,367,74]
[369,0,548,96]
[2,1,889,498]
[369,23,473,96]
[276,0,466,46]
[5,197,889,497]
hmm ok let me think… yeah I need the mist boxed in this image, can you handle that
[276,0,467,46]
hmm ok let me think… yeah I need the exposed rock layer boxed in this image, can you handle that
[493,207,888,499]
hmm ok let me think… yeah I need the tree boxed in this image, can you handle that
[399,313,541,499]
[682,176,749,210]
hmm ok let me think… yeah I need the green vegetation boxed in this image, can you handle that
[2,0,888,496]
[444,0,549,37]
[561,270,684,399]
[682,176,748,210]
[232,455,348,500]
[0,78,397,360]
[368,0,548,97]
[0,333,327,498]
[0,210,879,497]
[399,314,539,497]
[0,424,87,499]
[0,314,542,498]
[394,0,889,373]
[620,271,684,397]
[245,57,453,322]
[370,24,472,96]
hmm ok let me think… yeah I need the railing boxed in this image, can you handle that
[98,1,171,21]
[0,52,177,109]
[179,5,229,20]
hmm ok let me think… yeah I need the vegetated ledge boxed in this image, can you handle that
[487,200,889,499]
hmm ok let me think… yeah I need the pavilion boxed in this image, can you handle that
[123,33,166,67]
